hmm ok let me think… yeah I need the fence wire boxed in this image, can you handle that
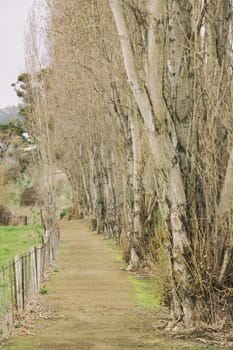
[0,228,59,340]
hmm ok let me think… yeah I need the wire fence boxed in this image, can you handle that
[0,228,59,340]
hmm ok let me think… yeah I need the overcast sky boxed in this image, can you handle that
[0,0,35,108]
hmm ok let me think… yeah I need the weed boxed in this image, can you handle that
[39,286,48,295]
[59,208,68,219]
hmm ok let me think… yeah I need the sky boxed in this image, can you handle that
[0,0,35,108]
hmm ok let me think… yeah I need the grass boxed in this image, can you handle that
[89,230,122,259]
[103,236,123,263]
[89,230,226,350]
[128,275,162,310]
[102,234,163,310]
[147,343,223,350]
[0,224,43,267]
[3,338,39,350]
[99,233,163,310]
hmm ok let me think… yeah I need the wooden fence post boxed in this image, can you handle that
[29,247,38,294]
[45,236,50,271]
[35,247,41,289]
[0,227,59,339]
[14,255,23,310]
[40,246,45,280]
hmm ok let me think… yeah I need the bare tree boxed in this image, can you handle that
[110,0,233,328]
[24,0,233,330]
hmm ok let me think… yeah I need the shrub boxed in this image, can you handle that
[20,186,38,206]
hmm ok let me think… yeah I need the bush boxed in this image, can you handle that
[20,187,38,206]
[0,205,11,225]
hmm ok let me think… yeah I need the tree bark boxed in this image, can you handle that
[126,110,144,270]
[91,142,105,233]
[110,0,195,327]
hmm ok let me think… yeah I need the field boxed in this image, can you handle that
[0,225,43,268]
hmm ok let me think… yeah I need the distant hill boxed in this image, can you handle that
[0,105,20,124]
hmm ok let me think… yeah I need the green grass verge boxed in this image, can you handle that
[103,236,123,263]
[128,275,162,310]
[90,231,124,264]
[98,233,163,310]
[147,343,223,350]
[101,234,163,310]
[3,338,39,350]
[0,224,43,267]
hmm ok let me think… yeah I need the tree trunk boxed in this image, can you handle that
[79,143,92,216]
[100,144,117,237]
[126,111,144,270]
[110,0,195,327]
[91,142,105,234]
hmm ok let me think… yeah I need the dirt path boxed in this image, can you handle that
[3,220,223,350]
[4,220,157,349]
